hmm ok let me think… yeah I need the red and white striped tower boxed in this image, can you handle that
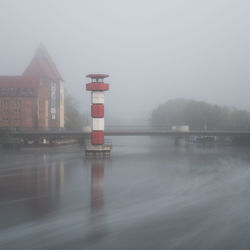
[85,74,111,158]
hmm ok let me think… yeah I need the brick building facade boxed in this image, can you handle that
[0,45,64,129]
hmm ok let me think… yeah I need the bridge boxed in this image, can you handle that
[2,127,250,138]
[1,127,250,148]
[106,129,250,137]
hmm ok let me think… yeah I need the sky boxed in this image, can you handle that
[0,0,250,125]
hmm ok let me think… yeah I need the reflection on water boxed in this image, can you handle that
[0,154,65,226]
[91,162,104,211]
[88,161,106,245]
[1,139,250,249]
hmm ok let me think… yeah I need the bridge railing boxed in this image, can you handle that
[0,127,85,133]
[85,138,112,146]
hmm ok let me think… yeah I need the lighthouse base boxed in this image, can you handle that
[85,144,112,159]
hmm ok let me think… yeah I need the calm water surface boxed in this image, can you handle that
[1,137,250,250]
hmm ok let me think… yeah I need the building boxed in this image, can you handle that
[0,45,64,129]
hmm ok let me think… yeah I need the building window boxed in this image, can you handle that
[23,88,27,95]
[2,88,7,95]
[14,100,21,106]
[16,88,21,95]
[3,100,8,106]
[30,88,34,95]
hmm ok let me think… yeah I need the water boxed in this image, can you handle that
[1,136,250,250]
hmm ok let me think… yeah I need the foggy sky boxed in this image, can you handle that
[0,0,250,125]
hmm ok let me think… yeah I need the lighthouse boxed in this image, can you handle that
[85,74,112,158]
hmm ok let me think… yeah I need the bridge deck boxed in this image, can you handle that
[5,129,250,137]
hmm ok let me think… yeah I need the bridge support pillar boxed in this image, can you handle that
[172,125,189,146]
[175,137,186,146]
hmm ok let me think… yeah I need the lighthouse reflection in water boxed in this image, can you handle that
[91,161,104,211]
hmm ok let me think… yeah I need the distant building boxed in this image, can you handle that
[0,45,64,129]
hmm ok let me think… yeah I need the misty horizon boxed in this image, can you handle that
[0,0,249,124]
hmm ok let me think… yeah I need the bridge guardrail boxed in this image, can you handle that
[85,138,112,146]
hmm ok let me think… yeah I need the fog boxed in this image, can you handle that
[0,0,250,125]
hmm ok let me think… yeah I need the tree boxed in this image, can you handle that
[64,92,88,129]
[151,99,250,130]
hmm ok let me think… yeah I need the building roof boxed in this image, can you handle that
[0,75,40,87]
[23,45,62,82]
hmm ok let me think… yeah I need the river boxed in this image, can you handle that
[1,136,250,250]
